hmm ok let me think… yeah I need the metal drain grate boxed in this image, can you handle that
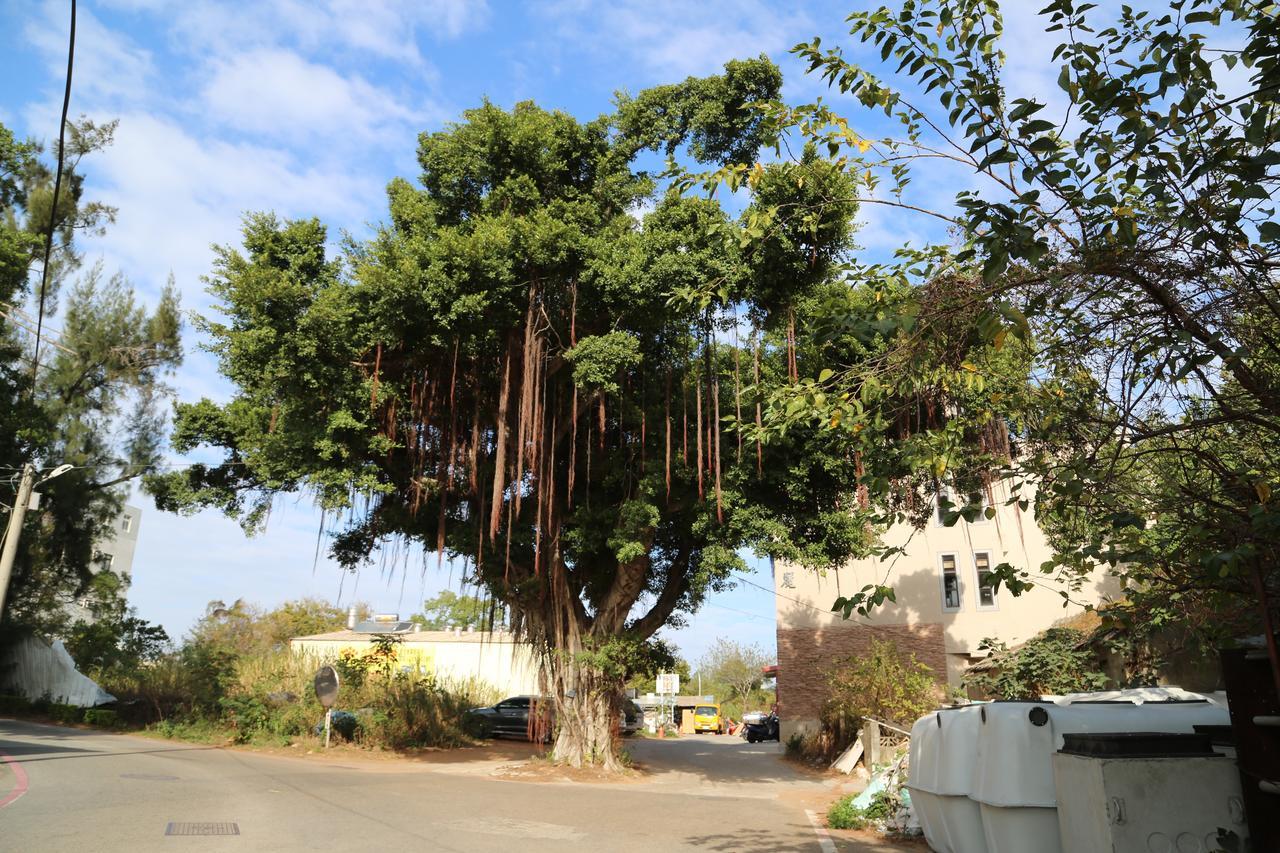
[165,822,240,836]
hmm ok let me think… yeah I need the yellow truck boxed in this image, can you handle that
[691,703,724,734]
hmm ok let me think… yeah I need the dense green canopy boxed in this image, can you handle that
[151,60,865,766]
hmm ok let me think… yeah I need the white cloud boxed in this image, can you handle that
[24,2,155,109]
[71,111,385,312]
[100,0,488,66]
[202,48,425,140]
[542,0,812,80]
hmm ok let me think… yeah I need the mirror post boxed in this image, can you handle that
[324,708,332,749]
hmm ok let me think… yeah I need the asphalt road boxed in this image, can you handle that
[0,720,831,853]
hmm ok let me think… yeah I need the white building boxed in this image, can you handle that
[773,481,1118,741]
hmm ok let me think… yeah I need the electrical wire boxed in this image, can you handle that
[732,571,876,626]
[32,0,76,382]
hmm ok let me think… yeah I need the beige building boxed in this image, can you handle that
[290,622,541,698]
[774,481,1118,741]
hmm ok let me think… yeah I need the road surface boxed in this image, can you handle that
[0,720,838,852]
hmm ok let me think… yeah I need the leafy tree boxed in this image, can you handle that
[187,597,365,658]
[411,589,498,630]
[0,119,183,630]
[964,628,1109,701]
[62,571,170,674]
[699,638,770,705]
[149,60,871,769]
[690,1,1280,678]
[626,649,689,695]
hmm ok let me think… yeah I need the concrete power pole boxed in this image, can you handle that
[0,462,37,616]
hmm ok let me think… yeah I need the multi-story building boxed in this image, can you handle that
[65,504,142,624]
[773,482,1118,741]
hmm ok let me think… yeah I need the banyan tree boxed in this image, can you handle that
[152,59,868,768]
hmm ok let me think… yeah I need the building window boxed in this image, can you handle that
[940,553,962,611]
[121,515,132,533]
[974,551,998,610]
[937,486,993,525]
[935,489,952,526]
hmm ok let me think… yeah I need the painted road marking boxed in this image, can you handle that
[805,808,837,853]
[0,749,30,809]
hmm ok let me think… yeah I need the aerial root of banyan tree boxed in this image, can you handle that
[358,282,776,767]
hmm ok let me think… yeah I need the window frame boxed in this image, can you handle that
[973,550,999,611]
[121,515,132,533]
[938,551,963,613]
[936,486,993,526]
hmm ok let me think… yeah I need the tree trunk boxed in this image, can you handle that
[545,654,624,771]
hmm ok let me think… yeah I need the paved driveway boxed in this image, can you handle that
[0,720,837,852]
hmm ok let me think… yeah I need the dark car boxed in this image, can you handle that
[464,695,553,741]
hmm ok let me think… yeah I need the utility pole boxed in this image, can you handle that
[0,463,36,617]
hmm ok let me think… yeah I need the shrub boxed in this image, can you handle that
[814,639,938,760]
[964,628,1109,699]
[49,703,83,724]
[83,709,121,728]
[826,795,868,830]
[0,694,32,715]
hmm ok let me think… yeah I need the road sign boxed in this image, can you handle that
[314,665,340,749]
[656,672,679,695]
[314,665,340,708]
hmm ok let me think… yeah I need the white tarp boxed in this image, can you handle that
[2,634,115,707]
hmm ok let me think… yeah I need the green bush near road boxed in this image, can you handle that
[95,645,498,750]
[82,709,121,728]
[826,795,869,830]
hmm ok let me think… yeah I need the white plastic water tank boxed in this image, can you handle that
[908,711,951,853]
[972,693,1231,853]
[908,705,988,853]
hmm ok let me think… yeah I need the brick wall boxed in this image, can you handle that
[775,623,948,724]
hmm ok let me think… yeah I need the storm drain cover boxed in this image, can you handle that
[165,822,240,836]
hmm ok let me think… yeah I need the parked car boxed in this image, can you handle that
[464,695,553,741]
[620,699,644,736]
[692,703,724,734]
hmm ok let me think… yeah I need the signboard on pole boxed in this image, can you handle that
[656,672,679,695]
[314,665,340,748]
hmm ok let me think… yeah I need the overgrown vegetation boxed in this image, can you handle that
[803,639,937,761]
[827,790,899,831]
[29,598,500,751]
[964,628,1109,700]
[148,58,872,770]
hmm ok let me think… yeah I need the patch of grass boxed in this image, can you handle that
[149,717,228,744]
[827,795,869,830]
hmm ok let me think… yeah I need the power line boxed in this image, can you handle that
[32,0,76,383]
[732,571,876,626]
[703,600,774,622]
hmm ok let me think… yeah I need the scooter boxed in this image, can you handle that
[744,712,779,743]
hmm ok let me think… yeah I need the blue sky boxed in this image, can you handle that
[0,0,1175,663]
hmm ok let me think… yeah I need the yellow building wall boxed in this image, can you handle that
[289,634,541,698]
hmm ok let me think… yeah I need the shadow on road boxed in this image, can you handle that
[682,821,824,853]
[0,718,219,763]
[628,734,822,789]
